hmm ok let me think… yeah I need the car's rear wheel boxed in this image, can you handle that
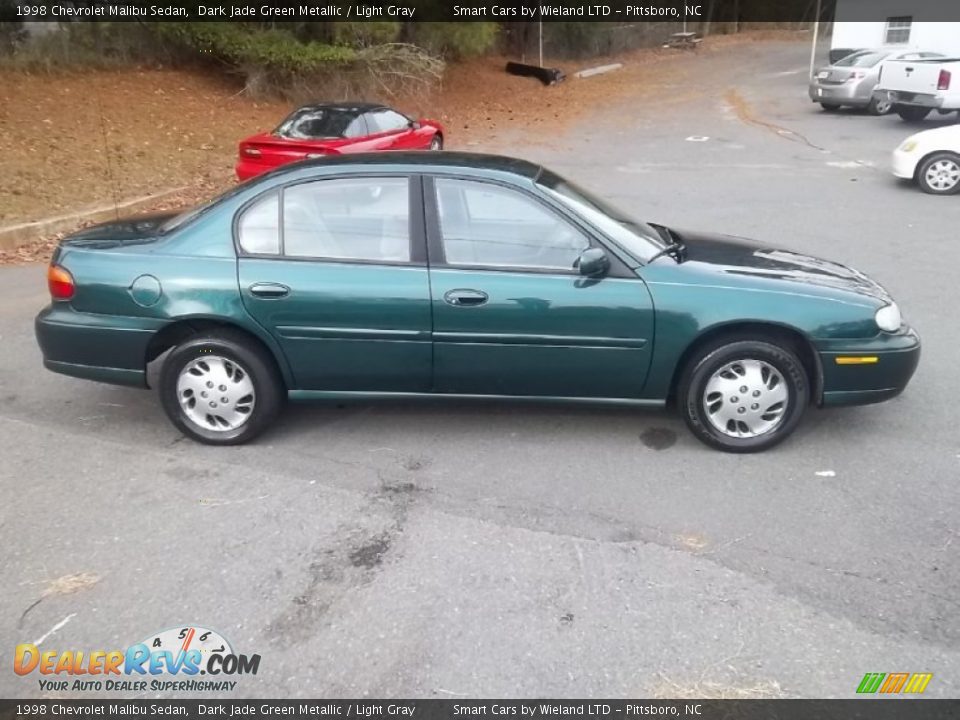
[917,152,960,195]
[895,105,932,122]
[678,339,809,453]
[867,95,892,116]
[429,134,443,151]
[820,103,841,112]
[159,331,283,445]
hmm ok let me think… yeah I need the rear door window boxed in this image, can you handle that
[282,177,411,262]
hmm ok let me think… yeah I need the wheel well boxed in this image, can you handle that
[144,319,286,388]
[667,322,822,406]
[914,149,960,181]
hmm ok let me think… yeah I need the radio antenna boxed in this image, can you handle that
[94,86,121,220]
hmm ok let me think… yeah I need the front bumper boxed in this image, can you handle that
[35,305,162,388]
[817,327,921,407]
[891,147,920,180]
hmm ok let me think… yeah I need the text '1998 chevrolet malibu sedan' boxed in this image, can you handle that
[35,153,920,452]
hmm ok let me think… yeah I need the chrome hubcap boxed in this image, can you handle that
[176,355,255,432]
[430,138,441,150]
[874,99,891,113]
[925,160,960,190]
[703,359,788,439]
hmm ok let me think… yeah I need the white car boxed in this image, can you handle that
[892,124,960,194]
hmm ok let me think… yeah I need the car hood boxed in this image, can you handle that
[907,123,960,146]
[674,229,891,303]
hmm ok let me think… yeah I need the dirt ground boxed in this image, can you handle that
[0,30,806,263]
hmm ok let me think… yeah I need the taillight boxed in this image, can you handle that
[47,265,75,301]
[938,69,952,91]
[241,146,262,158]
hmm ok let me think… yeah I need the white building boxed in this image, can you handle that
[831,0,960,62]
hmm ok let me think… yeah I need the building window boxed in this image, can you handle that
[885,16,912,45]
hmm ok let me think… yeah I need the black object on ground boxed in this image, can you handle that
[505,62,566,86]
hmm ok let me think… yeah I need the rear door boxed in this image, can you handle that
[424,176,655,399]
[236,175,432,392]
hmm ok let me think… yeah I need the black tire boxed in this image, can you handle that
[867,95,892,116]
[159,330,284,445]
[678,338,809,453]
[895,105,931,122]
[429,134,443,151]
[820,103,841,112]
[916,151,960,195]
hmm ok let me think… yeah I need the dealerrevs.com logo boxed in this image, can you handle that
[14,625,260,693]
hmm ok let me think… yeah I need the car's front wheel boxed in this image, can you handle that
[917,152,960,195]
[678,339,809,453]
[429,134,443,151]
[159,331,283,445]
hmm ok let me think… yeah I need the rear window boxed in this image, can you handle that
[835,51,889,68]
[274,108,362,140]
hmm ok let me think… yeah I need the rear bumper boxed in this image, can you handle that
[817,328,921,407]
[235,158,273,182]
[809,80,873,106]
[35,305,161,388]
[883,91,944,109]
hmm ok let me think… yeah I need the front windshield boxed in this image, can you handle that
[536,170,664,262]
[274,108,358,139]
[834,50,888,67]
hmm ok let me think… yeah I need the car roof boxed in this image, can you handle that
[293,102,388,113]
[285,151,543,180]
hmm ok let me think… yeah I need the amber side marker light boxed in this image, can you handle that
[47,265,76,301]
[835,356,879,365]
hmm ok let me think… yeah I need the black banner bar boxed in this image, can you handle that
[5,0,960,23]
[2,700,960,720]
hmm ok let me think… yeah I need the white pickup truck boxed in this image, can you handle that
[876,57,960,121]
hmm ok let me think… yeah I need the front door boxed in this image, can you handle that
[365,109,417,150]
[425,176,655,399]
[236,175,432,392]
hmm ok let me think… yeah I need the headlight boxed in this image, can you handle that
[898,139,918,152]
[875,303,902,332]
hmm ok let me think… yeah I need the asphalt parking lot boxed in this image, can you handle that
[2,40,959,698]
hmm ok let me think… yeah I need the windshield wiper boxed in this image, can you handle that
[648,224,687,263]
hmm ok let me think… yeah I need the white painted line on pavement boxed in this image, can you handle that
[826,160,875,168]
[34,613,77,646]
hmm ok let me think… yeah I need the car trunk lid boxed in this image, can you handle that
[240,133,342,164]
[58,211,179,251]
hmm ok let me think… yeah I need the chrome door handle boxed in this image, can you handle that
[249,282,290,299]
[443,289,488,307]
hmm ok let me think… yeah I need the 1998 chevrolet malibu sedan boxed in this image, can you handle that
[35,153,920,452]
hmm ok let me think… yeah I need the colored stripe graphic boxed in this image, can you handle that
[880,673,909,693]
[857,673,885,693]
[857,672,933,694]
[904,673,933,694]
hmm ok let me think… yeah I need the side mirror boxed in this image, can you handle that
[576,247,610,278]
[410,120,422,130]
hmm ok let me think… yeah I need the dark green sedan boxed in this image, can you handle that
[35,153,920,452]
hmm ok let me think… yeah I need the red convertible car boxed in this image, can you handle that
[236,102,444,180]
